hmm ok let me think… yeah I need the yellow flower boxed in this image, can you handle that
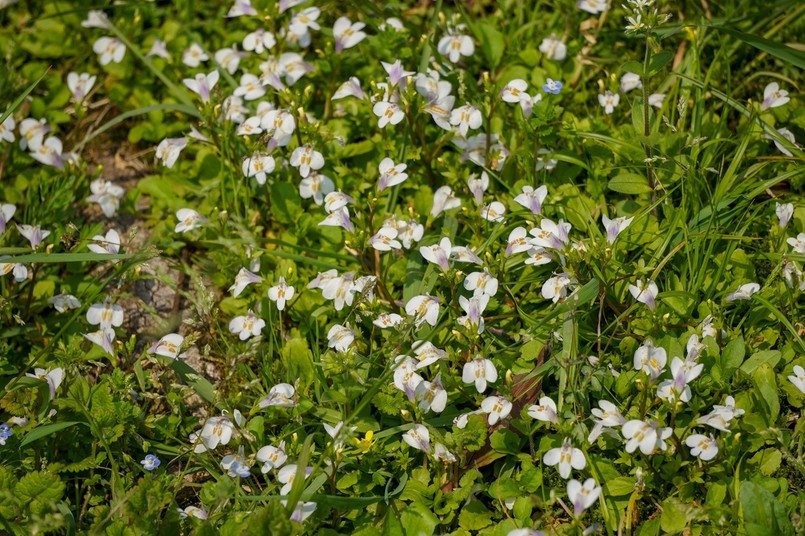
[353,431,376,453]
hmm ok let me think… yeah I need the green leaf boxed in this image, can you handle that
[659,498,688,533]
[15,471,65,513]
[400,501,439,536]
[620,60,644,76]
[647,51,673,75]
[721,337,746,375]
[750,449,782,477]
[608,173,652,195]
[169,359,216,404]
[0,66,50,126]
[740,350,781,375]
[19,421,85,448]
[605,476,637,496]
[458,500,493,530]
[4,252,140,264]
[740,481,794,535]
[489,429,521,454]
[712,26,805,70]
[752,363,779,423]
[475,22,505,67]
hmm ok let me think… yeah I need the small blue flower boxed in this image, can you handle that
[0,424,12,446]
[141,454,161,471]
[228,461,251,478]
[542,78,563,95]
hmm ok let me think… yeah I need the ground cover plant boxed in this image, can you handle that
[0,0,803,534]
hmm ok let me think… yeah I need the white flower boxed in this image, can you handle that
[527,396,558,423]
[49,293,81,313]
[182,43,208,67]
[601,214,634,244]
[535,148,558,171]
[17,224,51,248]
[88,229,121,255]
[191,411,242,453]
[506,227,531,256]
[450,246,482,265]
[229,268,262,298]
[175,208,206,233]
[288,501,317,524]
[227,0,257,17]
[30,136,64,168]
[542,273,574,303]
[598,91,619,114]
[685,433,718,461]
[402,424,431,452]
[156,137,188,168]
[726,282,760,302]
[398,219,424,249]
[373,313,403,329]
[788,233,805,254]
[431,186,461,218]
[766,127,796,157]
[712,395,745,421]
[529,218,571,250]
[84,328,115,355]
[539,34,567,61]
[567,478,601,516]
[577,0,608,14]
[481,201,506,222]
[789,365,805,395]
[147,39,170,59]
[148,333,185,359]
[629,278,658,309]
[0,116,14,144]
[380,17,405,32]
[229,309,265,340]
[320,271,356,310]
[183,71,219,103]
[464,269,498,297]
[93,37,126,65]
[67,72,97,102]
[393,356,424,400]
[657,357,703,403]
[405,295,440,327]
[268,277,294,311]
[481,395,512,425]
[289,7,321,35]
[324,191,354,213]
[633,339,666,380]
[620,72,642,93]
[87,179,125,218]
[437,33,474,63]
[377,157,408,191]
[256,441,287,472]
[622,419,672,455]
[327,323,355,353]
[25,368,64,399]
[450,104,482,137]
[411,341,447,369]
[372,100,404,128]
[215,47,246,74]
[543,438,586,479]
[242,153,275,185]
[368,226,402,251]
[82,10,111,29]
[467,172,489,205]
[457,294,489,334]
[259,383,296,408]
[233,73,265,101]
[648,93,666,108]
[178,506,208,520]
[419,237,451,272]
[433,443,457,463]
[19,118,48,151]
[332,77,365,101]
[260,108,296,147]
[762,82,789,110]
[415,374,447,413]
[500,79,530,104]
[290,144,324,178]
[299,172,335,205]
[87,296,124,331]
[462,356,497,393]
[243,29,276,54]
[333,17,367,52]
[776,202,793,228]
